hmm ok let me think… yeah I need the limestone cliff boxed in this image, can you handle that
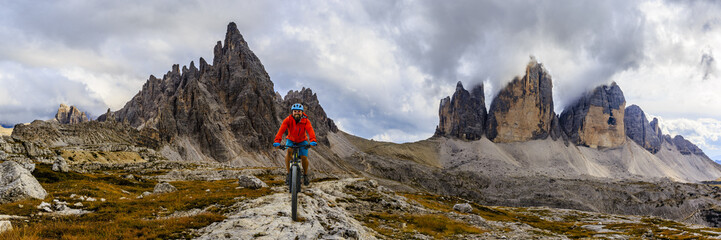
[624,105,661,153]
[486,59,554,142]
[559,82,626,148]
[435,81,486,140]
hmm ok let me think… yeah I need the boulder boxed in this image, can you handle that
[624,105,661,153]
[559,82,626,148]
[453,203,473,213]
[8,157,35,172]
[237,175,268,189]
[435,81,486,140]
[0,220,11,234]
[486,58,555,142]
[153,182,177,194]
[0,161,47,203]
[52,155,70,172]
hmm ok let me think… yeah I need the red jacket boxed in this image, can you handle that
[274,113,317,143]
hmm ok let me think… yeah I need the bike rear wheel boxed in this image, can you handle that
[291,165,299,221]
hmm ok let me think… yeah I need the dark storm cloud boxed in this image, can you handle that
[369,0,646,110]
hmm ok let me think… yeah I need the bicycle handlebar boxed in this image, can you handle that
[278,144,311,150]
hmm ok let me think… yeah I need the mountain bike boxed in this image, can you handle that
[279,144,309,221]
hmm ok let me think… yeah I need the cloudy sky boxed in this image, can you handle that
[1,0,720,158]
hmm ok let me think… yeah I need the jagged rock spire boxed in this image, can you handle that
[486,58,555,142]
[624,105,661,153]
[435,81,486,140]
[560,82,626,149]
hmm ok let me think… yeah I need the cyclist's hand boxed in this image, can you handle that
[273,142,280,148]
[310,141,317,147]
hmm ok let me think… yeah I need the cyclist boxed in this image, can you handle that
[273,103,317,186]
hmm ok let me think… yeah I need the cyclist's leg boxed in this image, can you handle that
[285,150,292,172]
[284,139,295,173]
[300,156,309,175]
[298,141,310,175]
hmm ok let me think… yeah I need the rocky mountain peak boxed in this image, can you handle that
[104,22,280,163]
[54,104,89,124]
[560,82,626,149]
[624,104,661,153]
[486,58,555,142]
[435,81,486,140]
[213,22,250,66]
[672,135,707,156]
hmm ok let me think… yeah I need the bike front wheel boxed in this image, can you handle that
[291,165,299,221]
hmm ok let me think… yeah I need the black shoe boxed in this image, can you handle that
[303,173,310,186]
[285,173,291,186]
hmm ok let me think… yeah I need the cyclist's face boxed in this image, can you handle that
[292,110,302,118]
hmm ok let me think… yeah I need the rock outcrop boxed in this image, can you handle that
[559,82,626,148]
[52,156,70,172]
[153,182,177,194]
[96,108,115,122]
[435,81,486,140]
[12,120,160,153]
[486,59,555,142]
[0,161,47,203]
[54,104,89,124]
[237,175,268,189]
[624,105,661,153]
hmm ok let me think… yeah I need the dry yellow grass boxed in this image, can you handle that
[362,212,487,238]
[0,164,273,239]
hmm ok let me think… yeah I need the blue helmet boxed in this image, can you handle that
[291,103,304,111]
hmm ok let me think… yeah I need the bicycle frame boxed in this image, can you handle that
[279,144,309,221]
